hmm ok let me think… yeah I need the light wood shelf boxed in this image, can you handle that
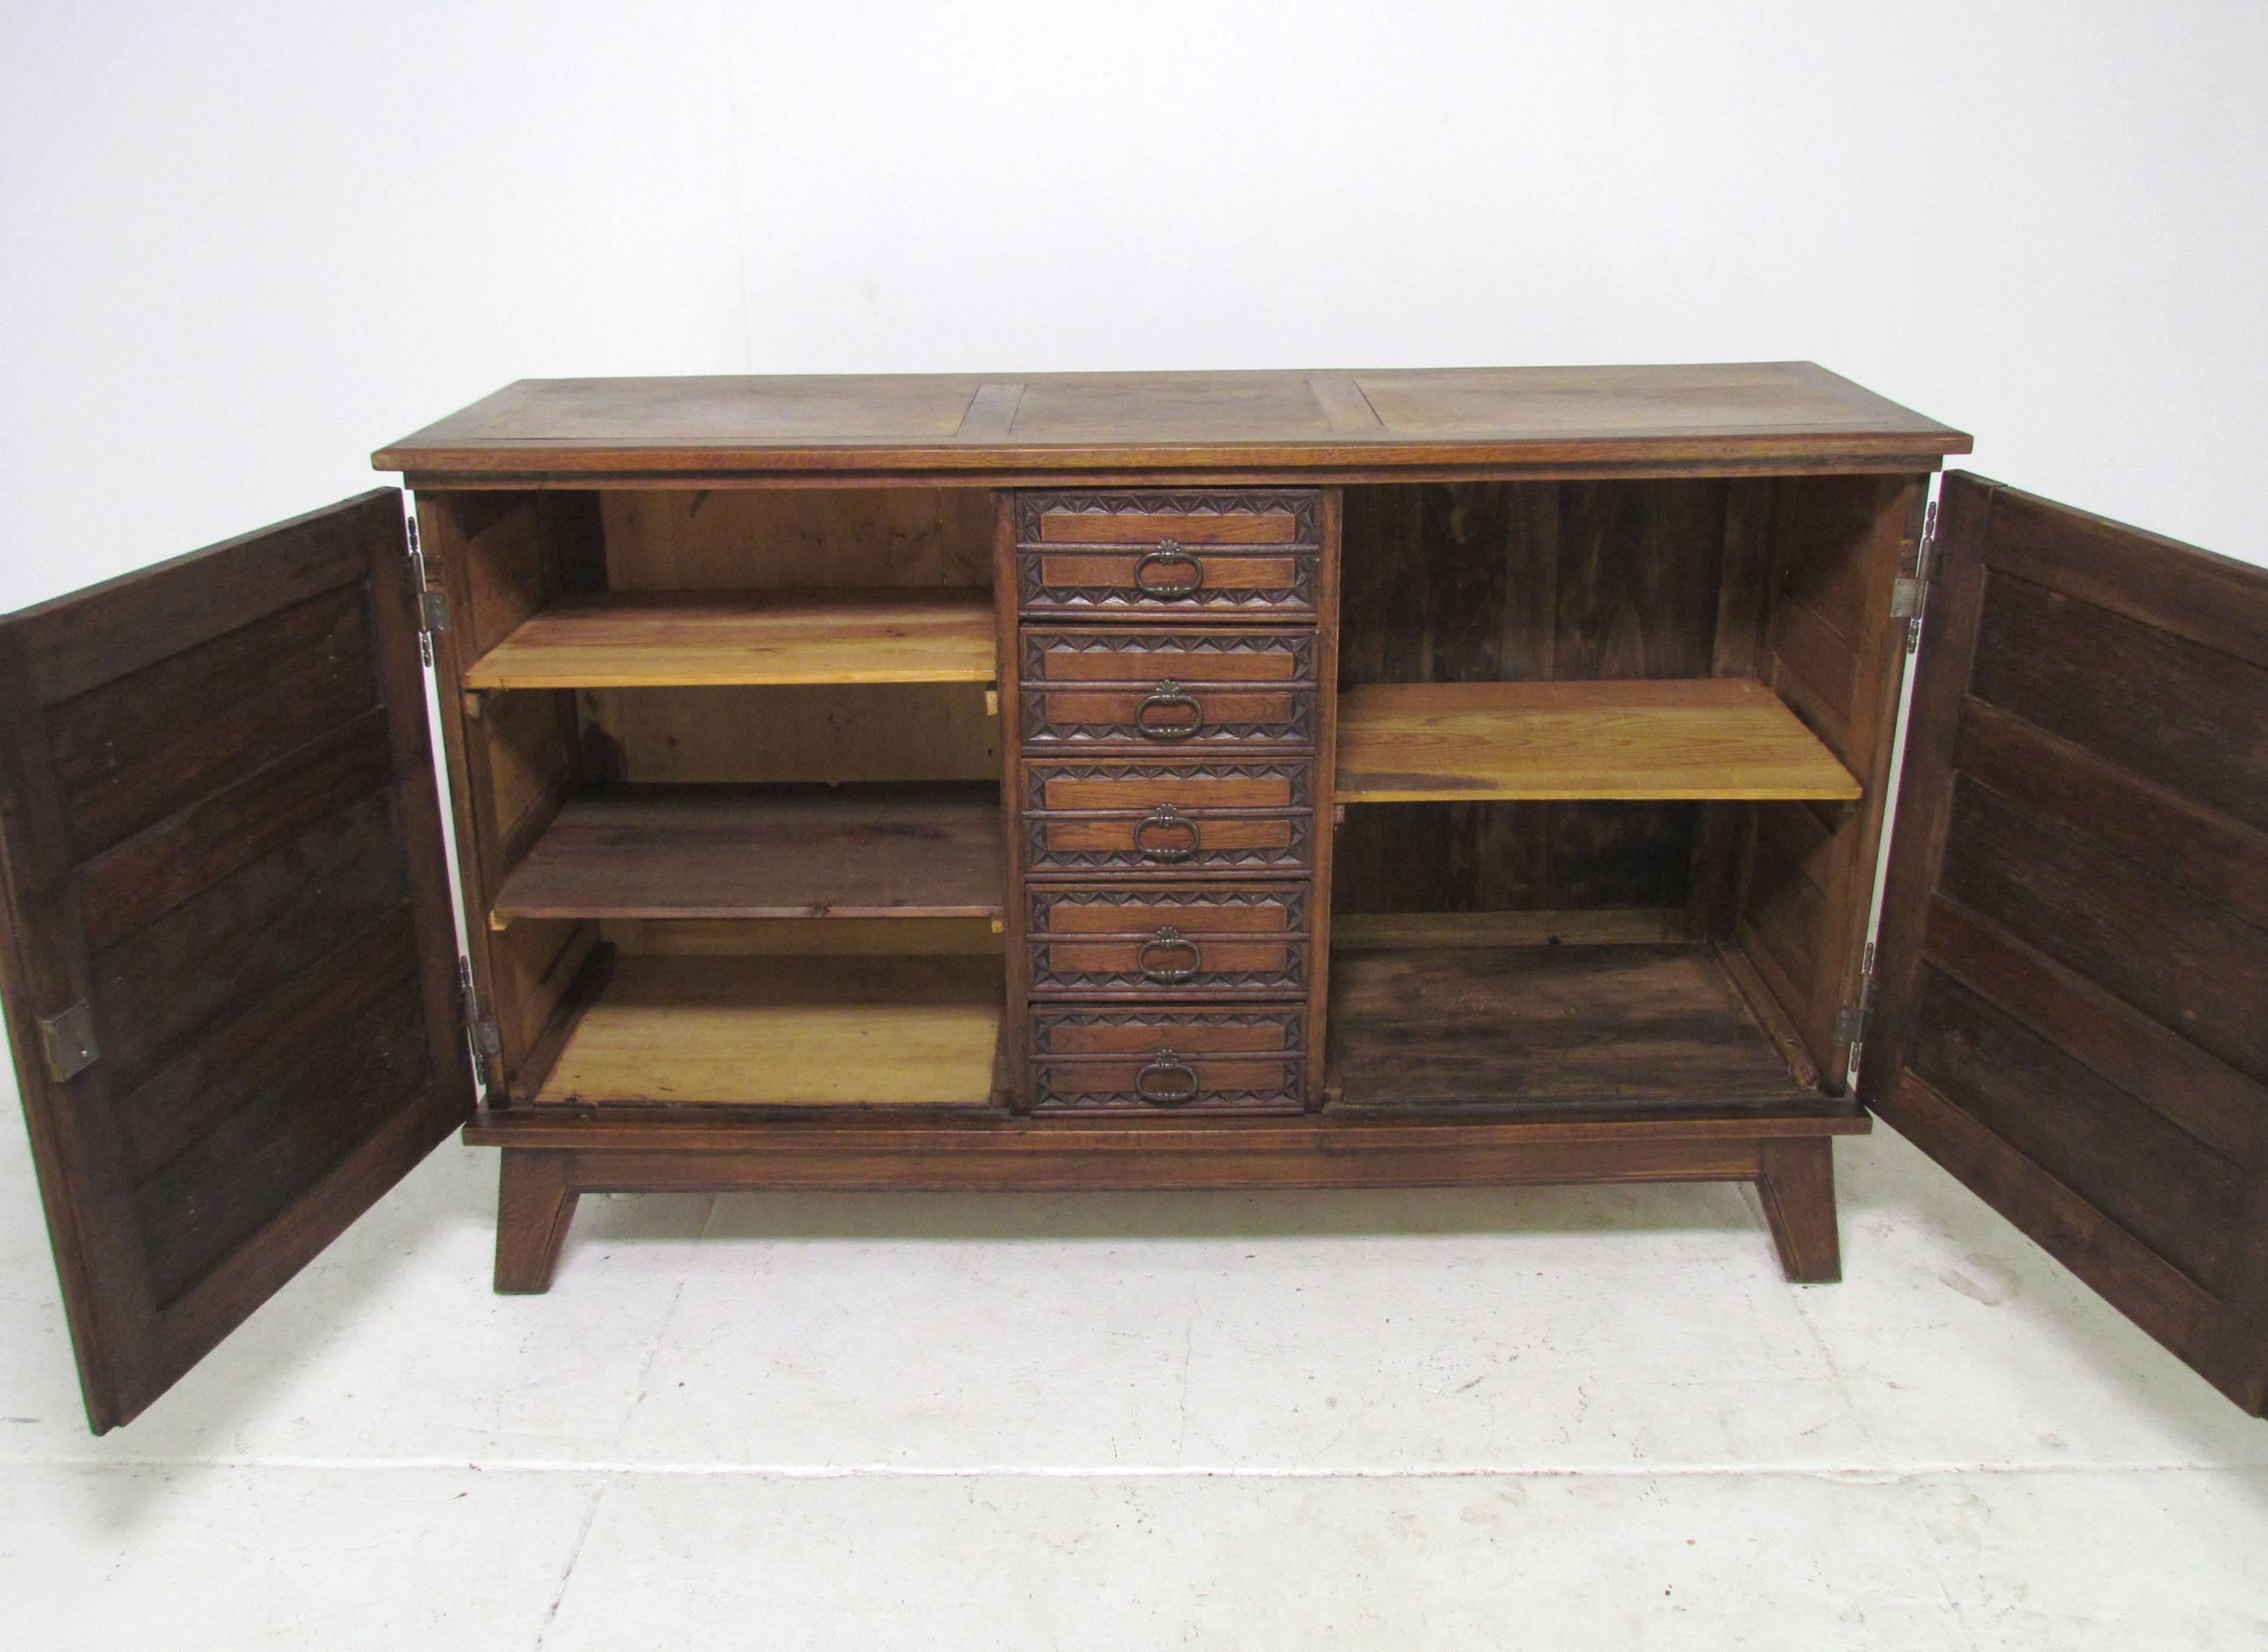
[462,587,996,689]
[491,783,1003,926]
[532,954,1003,1108]
[1334,679,1861,803]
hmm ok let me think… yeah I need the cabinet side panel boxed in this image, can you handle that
[1307,488,1342,1092]
[418,493,588,1092]
[995,491,1029,1108]
[1733,473,1926,1084]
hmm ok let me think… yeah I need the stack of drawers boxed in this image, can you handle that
[1008,489,1327,1114]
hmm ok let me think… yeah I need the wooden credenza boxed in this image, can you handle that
[7,365,2267,1432]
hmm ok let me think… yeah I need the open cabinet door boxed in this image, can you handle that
[0,491,475,1431]
[1862,473,2268,1414]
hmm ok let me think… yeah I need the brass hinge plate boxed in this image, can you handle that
[1833,943,1880,1049]
[38,1000,99,1083]
[403,516,447,667]
[458,958,502,1060]
[1895,498,1941,654]
[405,516,447,666]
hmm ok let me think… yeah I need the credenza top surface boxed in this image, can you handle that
[374,362,1971,479]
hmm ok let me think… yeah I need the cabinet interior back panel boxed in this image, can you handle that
[1334,478,1742,915]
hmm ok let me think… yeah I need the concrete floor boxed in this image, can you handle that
[2,1117,2263,1649]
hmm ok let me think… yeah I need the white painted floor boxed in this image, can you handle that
[2,1114,2263,1650]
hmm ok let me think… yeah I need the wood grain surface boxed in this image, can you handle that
[531,954,1004,1108]
[0,491,472,1431]
[376,364,1970,478]
[462,588,997,687]
[1334,679,1860,802]
[1327,943,1830,1114]
[490,782,1003,924]
[1864,472,2268,1415]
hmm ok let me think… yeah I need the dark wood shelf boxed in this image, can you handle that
[1334,679,1861,803]
[491,783,1003,924]
[1326,936,1833,1114]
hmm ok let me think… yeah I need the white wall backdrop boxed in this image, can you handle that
[3,1,2262,606]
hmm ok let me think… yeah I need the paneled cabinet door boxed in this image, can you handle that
[0,491,473,1432]
[1863,472,2268,1417]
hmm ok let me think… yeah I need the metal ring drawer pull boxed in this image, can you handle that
[1135,680,1203,740]
[1137,927,1202,984]
[1135,1050,1199,1106]
[1133,540,1204,598]
[1133,804,1200,862]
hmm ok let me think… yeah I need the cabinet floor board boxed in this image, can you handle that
[532,954,1005,1108]
[1326,941,1827,1114]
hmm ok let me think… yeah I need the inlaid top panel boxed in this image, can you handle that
[374,363,1970,478]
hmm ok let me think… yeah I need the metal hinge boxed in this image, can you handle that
[1832,941,1880,1049]
[404,516,447,665]
[1893,498,1940,654]
[37,1000,99,1083]
[458,958,501,1060]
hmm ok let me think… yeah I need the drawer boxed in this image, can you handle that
[1023,759,1311,815]
[1029,1006,1307,1114]
[1027,884,1309,997]
[1023,628,1316,687]
[1020,628,1316,750]
[1022,759,1313,875]
[1032,1054,1306,1114]
[1015,490,1322,620]
[1031,1004,1305,1056]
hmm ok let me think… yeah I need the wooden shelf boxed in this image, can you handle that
[532,954,1003,1108]
[491,783,1003,924]
[1326,940,1826,1114]
[462,588,996,689]
[1334,679,1860,803]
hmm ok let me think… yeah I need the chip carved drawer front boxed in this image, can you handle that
[1022,759,1314,875]
[1028,1006,1308,1114]
[1021,628,1317,750]
[1027,884,1310,998]
[1024,759,1312,813]
[1015,491,1322,620]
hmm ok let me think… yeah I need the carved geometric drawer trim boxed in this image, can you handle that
[1014,489,1324,545]
[1025,885,1311,934]
[1017,688,1315,747]
[1022,812,1313,873]
[1026,943,1310,996]
[1028,1006,1307,1055]
[1015,553,1318,616]
[1019,628,1318,682]
[1021,760,1315,813]
[1029,1061,1308,1112]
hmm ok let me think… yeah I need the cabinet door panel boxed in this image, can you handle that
[1864,473,2268,1415]
[0,491,473,1432]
